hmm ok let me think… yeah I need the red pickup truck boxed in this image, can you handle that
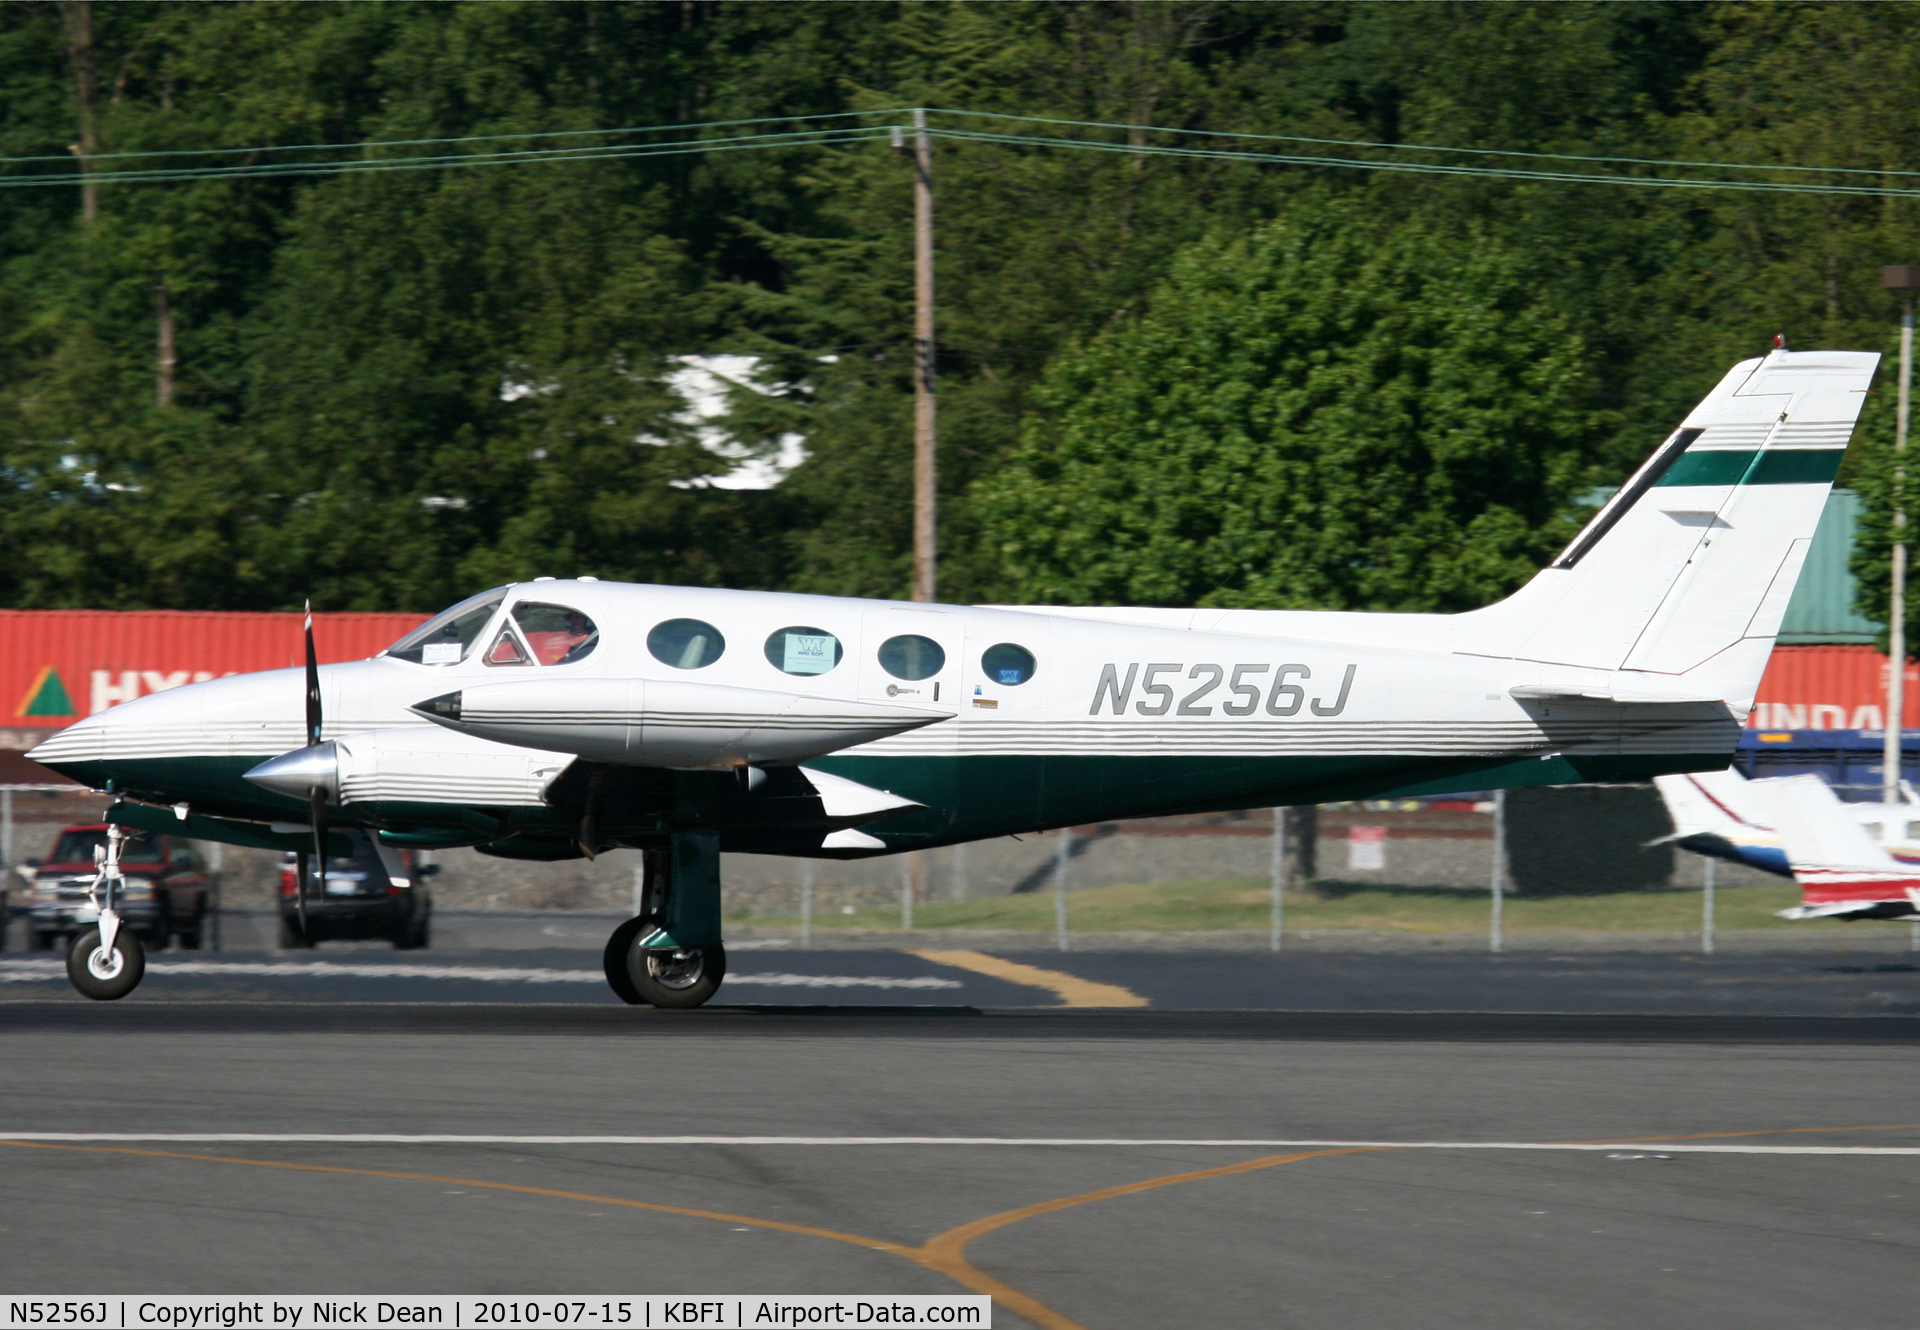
[15,823,211,952]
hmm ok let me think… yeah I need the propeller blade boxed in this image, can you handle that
[303,599,323,749]
[299,602,323,942]
[310,786,329,913]
[294,849,309,938]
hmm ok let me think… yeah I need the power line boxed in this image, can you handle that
[0,108,912,165]
[4,106,1918,200]
[0,125,894,189]
[5,103,1909,181]
[930,107,1920,181]
[930,126,1920,200]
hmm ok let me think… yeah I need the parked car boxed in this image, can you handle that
[19,823,211,952]
[278,830,432,949]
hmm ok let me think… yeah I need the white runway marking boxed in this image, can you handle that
[1,1133,1916,1155]
[0,960,959,989]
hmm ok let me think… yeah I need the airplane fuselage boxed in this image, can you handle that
[31,579,1740,861]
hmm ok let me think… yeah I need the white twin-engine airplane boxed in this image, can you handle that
[1653,766,1920,882]
[28,347,1879,1004]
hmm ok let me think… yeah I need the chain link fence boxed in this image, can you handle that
[10,781,1904,953]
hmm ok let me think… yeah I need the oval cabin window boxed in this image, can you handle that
[765,626,843,676]
[981,643,1036,686]
[878,634,945,681]
[648,618,726,670]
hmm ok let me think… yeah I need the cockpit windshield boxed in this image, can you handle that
[385,588,508,665]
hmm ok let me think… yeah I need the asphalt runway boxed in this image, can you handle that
[5,937,1920,1327]
[2,1006,1918,1328]
[7,941,1920,1014]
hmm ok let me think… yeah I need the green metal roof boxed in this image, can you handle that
[1778,489,1882,644]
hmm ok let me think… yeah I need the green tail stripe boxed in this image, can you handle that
[1655,448,1843,488]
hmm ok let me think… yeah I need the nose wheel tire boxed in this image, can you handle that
[630,943,726,1009]
[66,926,145,1001]
[602,917,652,1005]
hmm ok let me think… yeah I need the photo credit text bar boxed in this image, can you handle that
[1,1299,989,1329]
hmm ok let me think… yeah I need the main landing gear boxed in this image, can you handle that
[67,824,145,1001]
[603,832,728,1009]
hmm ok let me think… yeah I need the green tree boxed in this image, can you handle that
[973,206,1609,610]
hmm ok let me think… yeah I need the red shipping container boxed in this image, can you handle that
[0,610,426,778]
[1748,644,1917,733]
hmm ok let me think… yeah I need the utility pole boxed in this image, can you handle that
[910,107,937,605]
[1882,267,1920,803]
[59,1,98,229]
[902,109,938,918]
[155,279,176,407]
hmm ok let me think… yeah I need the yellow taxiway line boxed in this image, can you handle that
[7,1123,1917,1329]
[912,949,1149,1007]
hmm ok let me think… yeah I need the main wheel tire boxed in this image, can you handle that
[628,942,727,1010]
[602,917,652,1005]
[66,926,145,1001]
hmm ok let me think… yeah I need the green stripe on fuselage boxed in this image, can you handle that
[49,745,1740,858]
[804,749,1738,851]
[1655,448,1842,488]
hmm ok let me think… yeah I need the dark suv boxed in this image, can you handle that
[278,830,432,949]
[19,824,211,951]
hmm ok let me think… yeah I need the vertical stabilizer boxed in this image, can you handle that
[1653,769,1772,842]
[1455,350,1879,714]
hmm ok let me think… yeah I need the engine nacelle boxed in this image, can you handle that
[245,725,573,809]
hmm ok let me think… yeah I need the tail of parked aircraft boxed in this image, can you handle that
[1651,768,1791,877]
[1455,349,1880,714]
[1753,774,1920,921]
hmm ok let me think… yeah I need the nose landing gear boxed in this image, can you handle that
[602,832,728,1009]
[67,824,145,1000]
[67,923,144,1000]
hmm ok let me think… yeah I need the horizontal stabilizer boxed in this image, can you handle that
[1509,685,1722,705]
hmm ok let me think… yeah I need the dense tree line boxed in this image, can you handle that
[1,2,1917,631]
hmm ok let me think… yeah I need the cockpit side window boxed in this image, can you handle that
[385,589,508,665]
[513,602,598,666]
[484,628,532,666]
